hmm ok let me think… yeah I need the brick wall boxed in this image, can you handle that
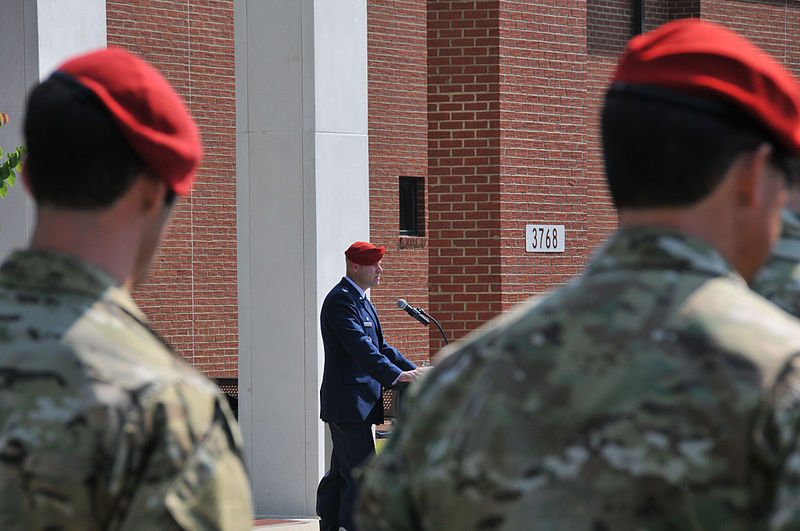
[646,0,699,28]
[498,1,591,309]
[585,0,628,265]
[367,0,431,365]
[423,0,724,343]
[104,0,800,374]
[106,0,238,377]
[668,1,700,22]
[427,0,503,349]
[702,1,800,77]
[379,0,800,357]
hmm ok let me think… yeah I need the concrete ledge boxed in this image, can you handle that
[253,518,318,530]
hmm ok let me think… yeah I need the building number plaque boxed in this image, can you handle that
[525,224,565,253]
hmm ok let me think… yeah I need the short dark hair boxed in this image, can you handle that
[602,86,796,209]
[23,73,146,209]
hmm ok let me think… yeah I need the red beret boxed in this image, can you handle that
[345,241,385,265]
[56,47,202,195]
[611,18,800,153]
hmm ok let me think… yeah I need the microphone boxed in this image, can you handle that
[397,299,430,326]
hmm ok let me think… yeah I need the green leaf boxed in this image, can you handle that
[12,146,25,172]
[0,145,25,205]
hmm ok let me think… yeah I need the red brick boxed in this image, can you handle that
[107,0,238,378]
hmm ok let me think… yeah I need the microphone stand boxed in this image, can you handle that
[419,308,448,345]
[384,306,448,430]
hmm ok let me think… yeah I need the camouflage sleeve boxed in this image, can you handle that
[110,382,253,531]
[764,354,800,530]
[355,423,420,531]
[356,373,432,531]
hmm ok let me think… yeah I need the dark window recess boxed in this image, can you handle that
[399,176,424,236]
[633,0,645,35]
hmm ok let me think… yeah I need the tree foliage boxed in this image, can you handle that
[0,145,24,199]
[0,112,24,200]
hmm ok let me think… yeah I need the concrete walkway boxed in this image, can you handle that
[252,518,318,530]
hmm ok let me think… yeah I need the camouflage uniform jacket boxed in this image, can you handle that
[357,227,800,531]
[0,250,253,530]
[752,209,800,316]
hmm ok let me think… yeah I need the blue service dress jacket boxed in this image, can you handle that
[320,278,417,424]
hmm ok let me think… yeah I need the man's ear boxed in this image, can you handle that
[137,174,169,214]
[736,143,773,208]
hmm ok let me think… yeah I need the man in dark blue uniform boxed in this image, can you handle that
[317,241,421,531]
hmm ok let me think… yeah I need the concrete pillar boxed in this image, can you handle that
[235,0,369,517]
[0,0,105,259]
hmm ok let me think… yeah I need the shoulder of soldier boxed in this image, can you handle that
[23,329,223,429]
[68,318,216,394]
[753,254,798,284]
[321,280,356,311]
[0,276,222,411]
[429,273,800,399]
[4,296,224,441]
[329,279,353,297]
[433,294,545,365]
[675,275,800,386]
[412,292,556,418]
[752,254,800,315]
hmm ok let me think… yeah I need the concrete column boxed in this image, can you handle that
[236,0,369,517]
[0,0,105,259]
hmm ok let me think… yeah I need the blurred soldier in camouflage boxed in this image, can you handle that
[0,48,252,529]
[357,19,800,530]
[752,189,800,314]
